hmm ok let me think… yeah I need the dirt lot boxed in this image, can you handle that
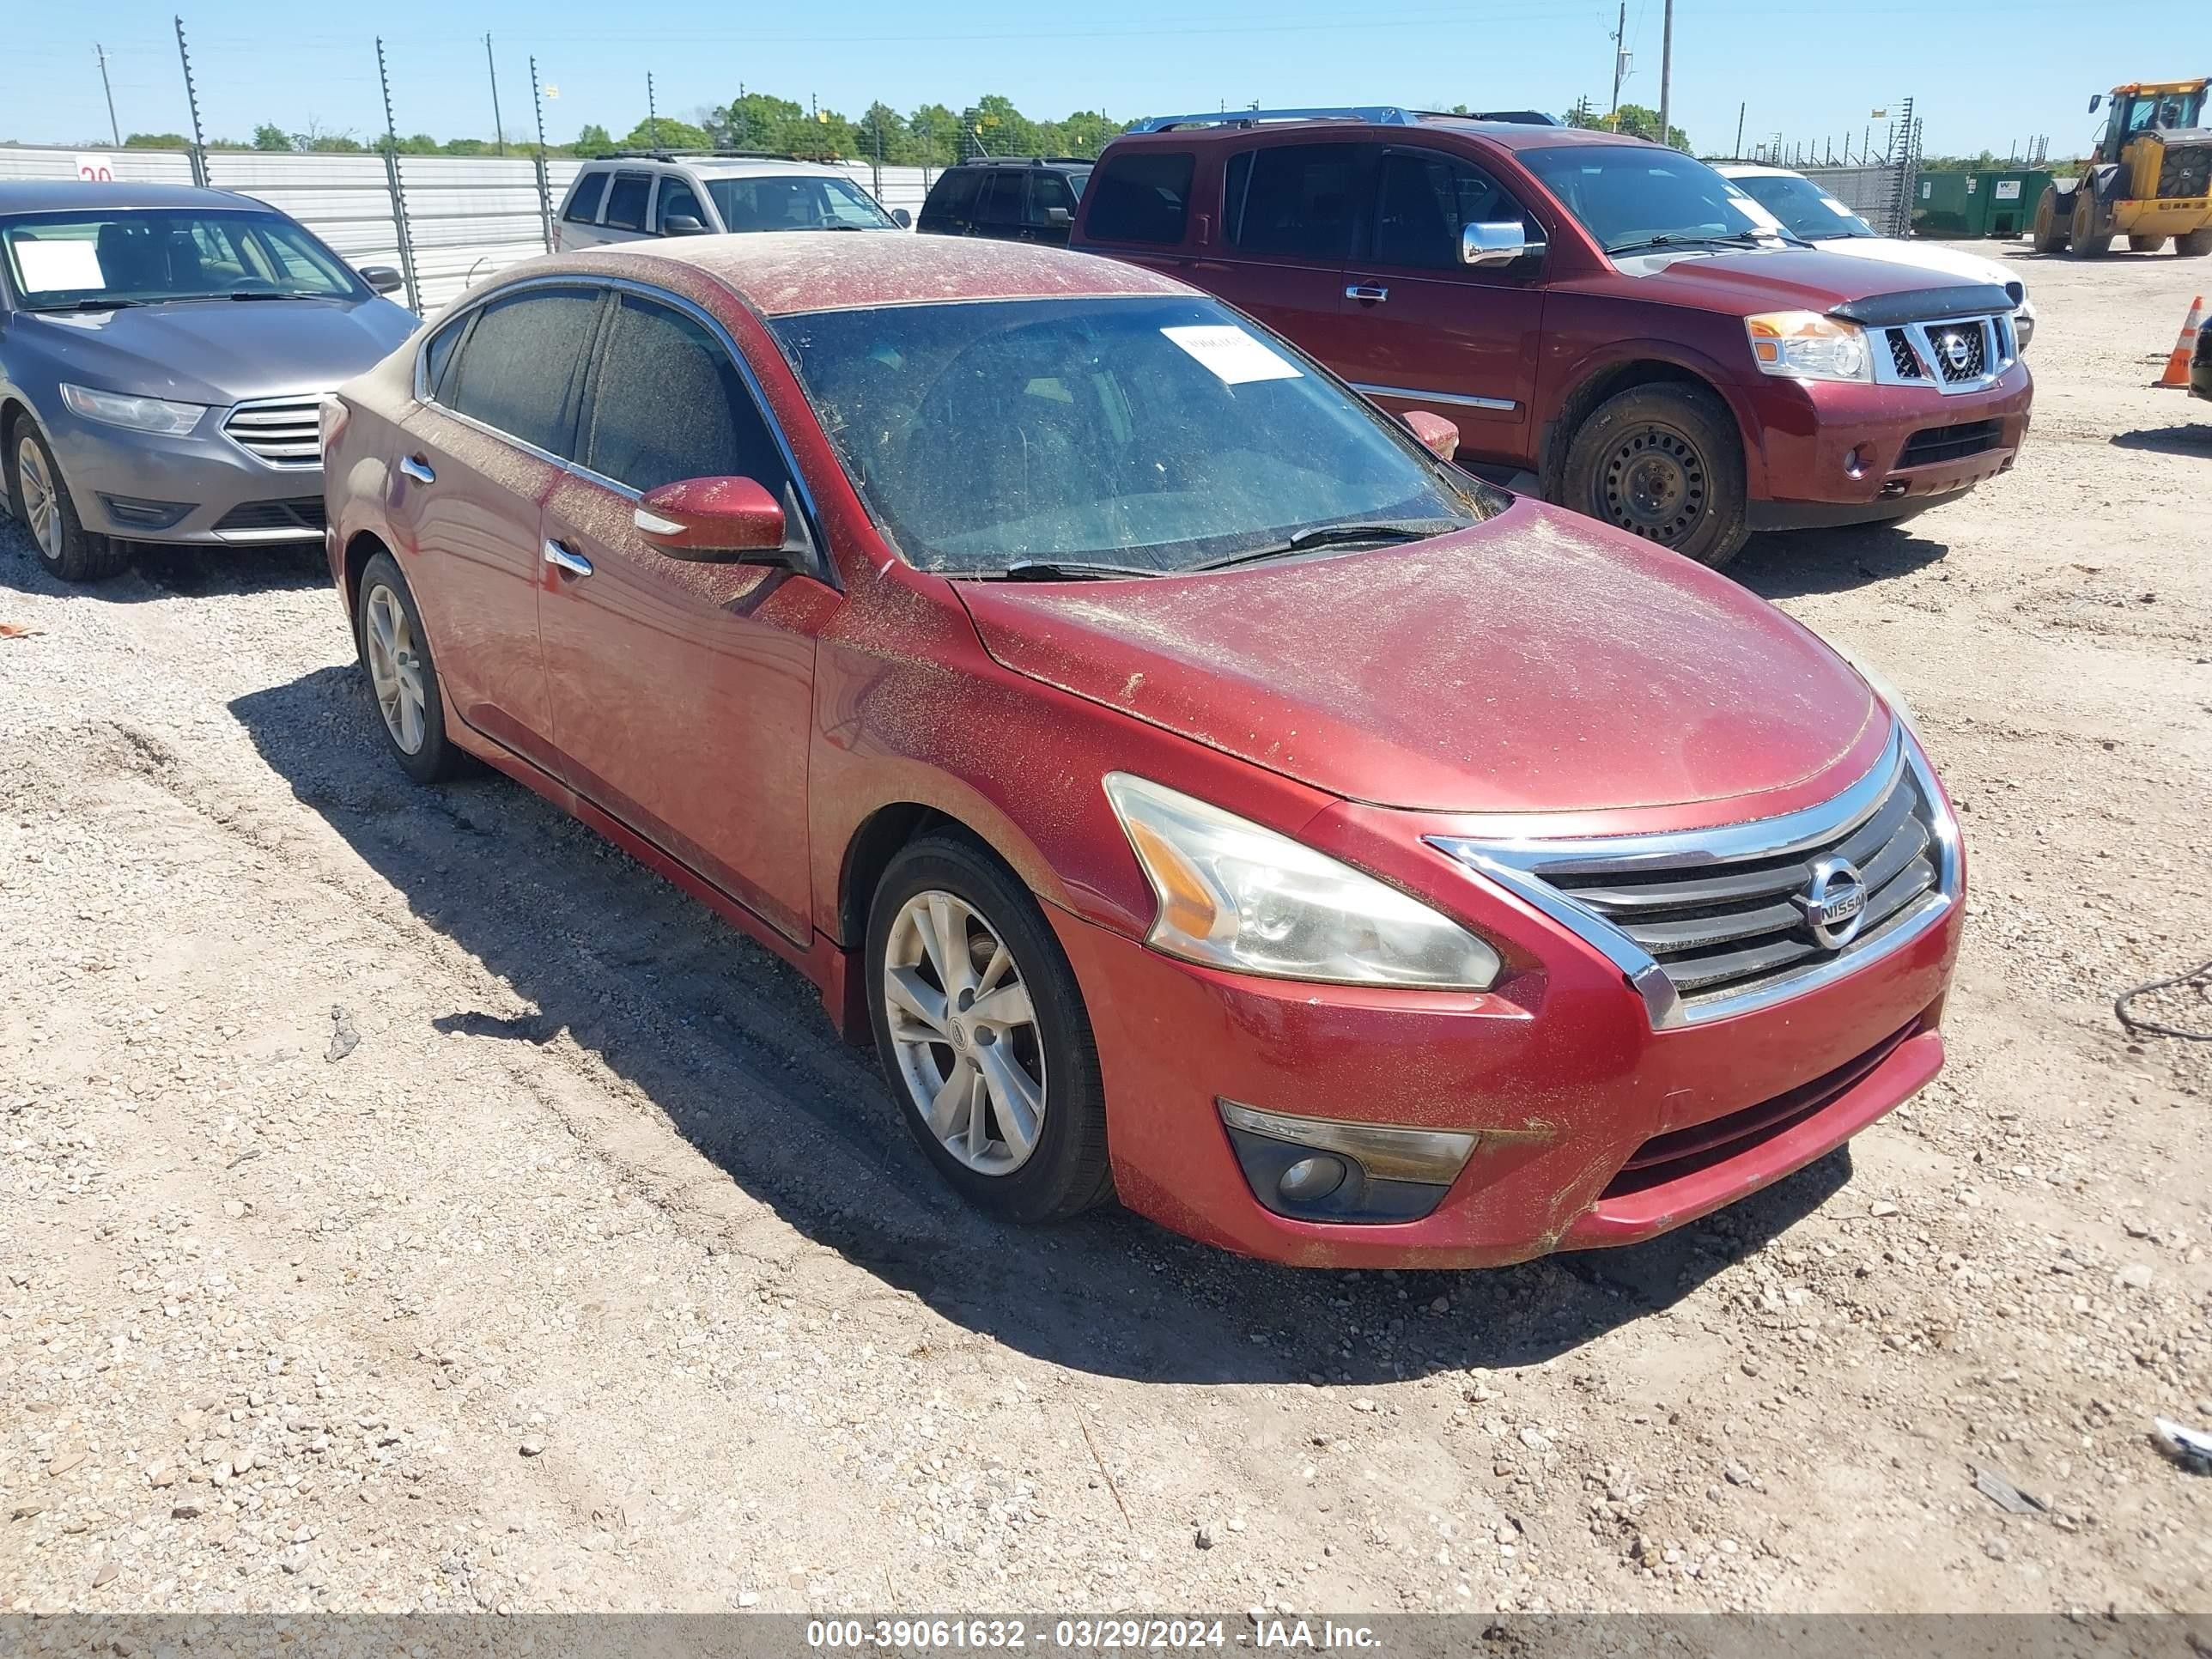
[2,246,2208,1620]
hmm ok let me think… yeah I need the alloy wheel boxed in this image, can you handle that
[1599,423,1708,546]
[362,583,428,754]
[17,437,60,562]
[882,890,1047,1176]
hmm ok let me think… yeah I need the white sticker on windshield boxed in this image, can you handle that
[14,239,105,291]
[1160,325,1302,385]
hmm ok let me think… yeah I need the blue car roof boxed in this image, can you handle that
[0,179,265,215]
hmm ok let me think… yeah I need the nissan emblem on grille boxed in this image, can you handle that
[1796,856,1869,951]
[1940,331,1972,372]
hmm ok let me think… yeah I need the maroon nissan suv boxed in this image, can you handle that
[1071,108,2034,567]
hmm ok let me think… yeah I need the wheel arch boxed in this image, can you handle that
[338,530,396,653]
[1540,353,1756,498]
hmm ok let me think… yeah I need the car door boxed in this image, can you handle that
[538,289,823,944]
[972,170,1024,241]
[1332,145,1549,467]
[594,171,654,246]
[1190,141,1369,367]
[556,169,611,252]
[1024,170,1079,246]
[387,283,601,772]
[653,175,712,235]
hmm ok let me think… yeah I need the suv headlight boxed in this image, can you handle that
[1103,774,1500,989]
[59,383,208,436]
[1745,312,1873,383]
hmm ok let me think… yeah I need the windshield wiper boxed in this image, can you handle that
[1195,521,1436,573]
[1605,230,1781,256]
[31,296,145,312]
[228,289,326,301]
[986,559,1166,581]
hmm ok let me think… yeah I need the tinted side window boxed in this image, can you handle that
[1372,149,1528,269]
[564,172,610,224]
[604,173,651,232]
[422,313,468,398]
[1226,143,1361,260]
[1085,150,1194,245]
[924,169,982,226]
[585,295,787,495]
[655,179,706,232]
[441,289,601,459]
[1026,173,1076,226]
[975,172,1023,228]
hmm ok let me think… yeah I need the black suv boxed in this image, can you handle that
[915,158,1093,245]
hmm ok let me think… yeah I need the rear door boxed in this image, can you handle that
[1333,144,1548,466]
[972,170,1025,241]
[918,167,981,234]
[387,284,603,770]
[556,169,611,251]
[538,290,823,942]
[592,171,655,246]
[1194,141,1370,367]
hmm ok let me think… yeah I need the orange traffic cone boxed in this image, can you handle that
[2160,295,2205,386]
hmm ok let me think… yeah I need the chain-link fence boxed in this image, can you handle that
[0,143,937,314]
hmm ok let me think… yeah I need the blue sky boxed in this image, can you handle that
[5,0,2196,161]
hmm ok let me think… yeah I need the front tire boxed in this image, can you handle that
[355,550,465,784]
[866,834,1111,1224]
[2129,233,2168,253]
[1560,382,1749,569]
[9,422,127,584]
[2070,191,2113,257]
[2031,185,2071,252]
[2177,227,2212,258]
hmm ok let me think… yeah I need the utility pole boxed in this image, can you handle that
[95,44,122,149]
[529,55,553,252]
[173,15,208,185]
[1608,1,1626,128]
[1656,0,1674,149]
[484,34,506,155]
[647,72,661,151]
[1734,100,1745,160]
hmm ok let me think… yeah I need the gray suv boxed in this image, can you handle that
[0,180,416,583]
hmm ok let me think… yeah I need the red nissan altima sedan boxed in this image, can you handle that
[322,234,1964,1269]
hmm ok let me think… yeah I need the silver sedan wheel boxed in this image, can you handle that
[17,437,61,562]
[362,583,428,755]
[883,890,1046,1176]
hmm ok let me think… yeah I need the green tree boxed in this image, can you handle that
[124,132,191,149]
[907,103,961,167]
[392,132,442,155]
[252,122,293,152]
[306,133,365,153]
[574,124,617,158]
[1587,102,1689,151]
[617,115,713,153]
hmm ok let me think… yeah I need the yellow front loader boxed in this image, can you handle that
[2034,79,2212,256]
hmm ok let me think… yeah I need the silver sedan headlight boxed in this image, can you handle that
[59,383,209,436]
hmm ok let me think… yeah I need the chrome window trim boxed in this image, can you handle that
[1352,380,1518,413]
[408,272,829,555]
[1428,723,1961,1030]
[1869,311,2017,396]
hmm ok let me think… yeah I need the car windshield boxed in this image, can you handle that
[1522,144,1782,254]
[771,295,1484,577]
[1729,173,1877,240]
[703,175,898,232]
[0,208,359,309]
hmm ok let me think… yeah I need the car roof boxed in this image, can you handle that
[535,231,1191,318]
[1109,117,1654,155]
[949,157,1095,169]
[578,155,850,179]
[0,179,267,214]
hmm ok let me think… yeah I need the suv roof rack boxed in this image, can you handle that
[599,149,824,164]
[957,154,1097,167]
[1124,106,1423,134]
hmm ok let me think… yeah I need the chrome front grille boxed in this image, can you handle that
[1431,726,1960,1029]
[222,395,326,466]
[1873,314,2014,395]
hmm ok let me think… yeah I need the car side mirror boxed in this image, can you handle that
[892,207,913,228]
[1046,206,1073,227]
[2087,94,2103,113]
[1461,221,1542,270]
[633,476,787,562]
[1402,410,1460,462]
[360,265,404,294]
[662,214,708,236]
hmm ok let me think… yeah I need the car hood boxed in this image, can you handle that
[13,295,417,404]
[1812,236,2030,302]
[954,497,1881,817]
[1604,242,2004,314]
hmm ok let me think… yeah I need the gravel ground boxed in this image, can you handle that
[2,245,2208,1620]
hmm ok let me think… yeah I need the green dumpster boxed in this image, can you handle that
[1912,172,1990,238]
[1980,168,2053,239]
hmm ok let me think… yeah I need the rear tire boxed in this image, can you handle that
[8,422,128,584]
[2129,233,2168,253]
[2031,185,2071,252]
[2070,191,2112,257]
[2177,227,2212,258]
[1560,382,1748,569]
[355,550,467,784]
[866,833,1112,1225]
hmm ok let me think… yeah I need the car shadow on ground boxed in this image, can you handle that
[229,664,1856,1387]
[1731,521,1951,600]
[0,520,327,605]
[2110,422,2212,456]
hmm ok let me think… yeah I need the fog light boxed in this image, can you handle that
[1279,1155,1347,1203]
[1844,445,1872,480]
[1219,1100,1477,1225]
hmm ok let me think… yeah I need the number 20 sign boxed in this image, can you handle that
[76,155,116,183]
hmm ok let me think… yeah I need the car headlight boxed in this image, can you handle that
[1827,638,1924,744]
[2014,309,2034,351]
[59,383,208,436]
[1102,773,1500,989]
[1745,312,1873,383]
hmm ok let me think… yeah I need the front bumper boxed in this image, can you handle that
[1743,360,2033,526]
[46,411,325,546]
[1051,744,1966,1269]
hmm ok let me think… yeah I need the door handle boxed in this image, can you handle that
[542,539,593,579]
[1345,283,1389,304]
[398,454,435,484]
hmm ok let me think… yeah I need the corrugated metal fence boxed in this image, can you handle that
[0,145,936,314]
